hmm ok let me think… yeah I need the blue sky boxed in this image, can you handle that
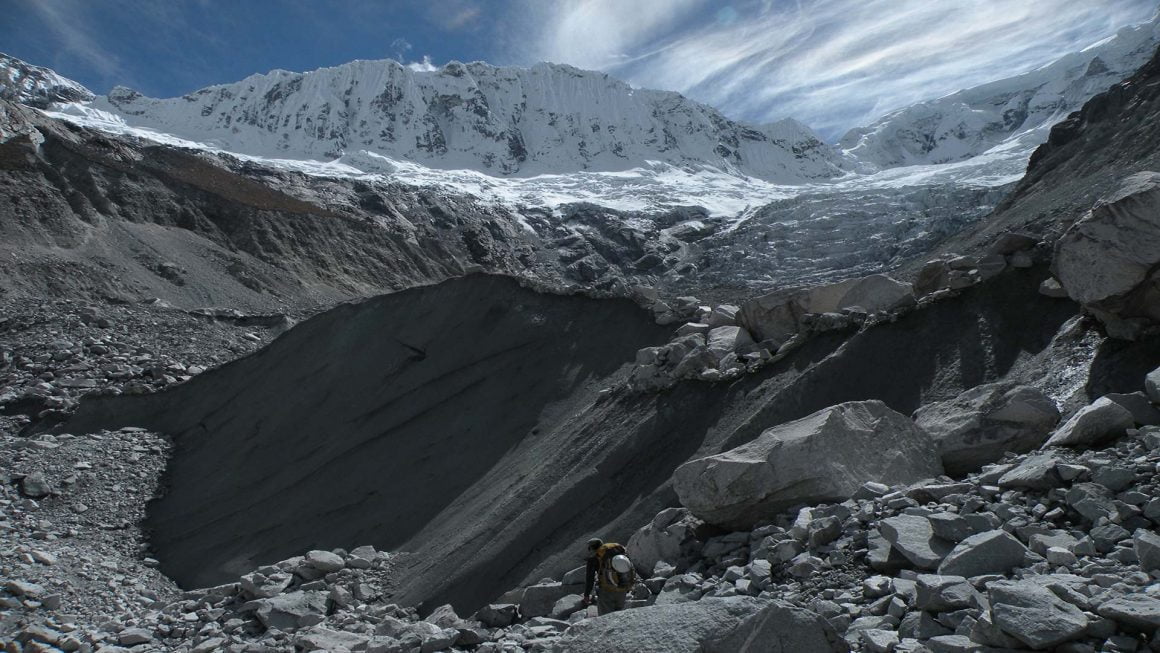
[3,0,1157,139]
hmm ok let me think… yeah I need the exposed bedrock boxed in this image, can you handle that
[56,268,1102,616]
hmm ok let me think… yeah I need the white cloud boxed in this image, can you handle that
[407,55,439,72]
[526,0,708,70]
[517,0,1159,139]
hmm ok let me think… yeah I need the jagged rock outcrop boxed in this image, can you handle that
[1054,171,1160,339]
[672,400,943,529]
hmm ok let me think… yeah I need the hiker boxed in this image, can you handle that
[581,537,636,615]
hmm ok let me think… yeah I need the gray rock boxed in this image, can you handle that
[240,571,293,599]
[674,401,942,529]
[1089,523,1130,553]
[1039,278,1069,298]
[551,596,847,652]
[739,274,913,344]
[988,579,1088,649]
[19,472,51,498]
[860,629,899,653]
[626,507,702,575]
[997,453,1061,489]
[295,626,371,652]
[551,594,585,620]
[474,603,518,628]
[705,305,739,328]
[304,549,345,573]
[1054,171,1160,339]
[914,383,1060,475]
[1147,366,1160,404]
[1098,594,1160,634]
[1066,483,1117,523]
[879,515,954,570]
[117,628,153,646]
[1135,529,1160,572]
[1105,392,1160,426]
[706,326,754,359]
[1043,397,1135,448]
[521,582,573,618]
[867,530,910,573]
[927,513,974,543]
[913,574,979,612]
[248,590,328,631]
[1091,465,1136,492]
[937,530,1028,577]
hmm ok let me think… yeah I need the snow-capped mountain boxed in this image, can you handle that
[0,52,94,108]
[840,12,1160,169]
[87,60,848,183]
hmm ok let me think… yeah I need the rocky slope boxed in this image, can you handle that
[840,13,1160,169]
[48,265,1106,617]
[83,60,847,182]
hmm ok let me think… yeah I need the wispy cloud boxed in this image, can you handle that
[22,0,132,88]
[517,0,1158,139]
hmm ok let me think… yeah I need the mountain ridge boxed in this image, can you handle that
[85,58,849,183]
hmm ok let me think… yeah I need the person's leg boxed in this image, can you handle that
[612,591,627,612]
[597,590,616,615]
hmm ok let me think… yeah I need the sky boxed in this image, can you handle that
[2,0,1157,140]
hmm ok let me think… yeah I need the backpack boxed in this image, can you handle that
[596,543,636,592]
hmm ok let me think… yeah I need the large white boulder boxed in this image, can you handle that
[552,596,847,653]
[739,274,914,344]
[913,383,1061,475]
[1054,171,1160,339]
[673,400,942,529]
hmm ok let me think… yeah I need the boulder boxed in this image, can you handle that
[1054,171,1160,339]
[674,401,942,529]
[705,305,739,328]
[997,453,1062,489]
[1098,594,1160,634]
[879,515,954,570]
[706,326,754,359]
[937,530,1029,577]
[626,508,703,575]
[1042,397,1134,448]
[1147,366,1160,404]
[738,275,913,344]
[989,580,1089,649]
[295,626,371,652]
[246,590,328,631]
[913,383,1060,474]
[520,582,572,618]
[913,575,979,612]
[474,604,518,628]
[552,596,847,653]
[303,549,345,573]
[1132,529,1160,572]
